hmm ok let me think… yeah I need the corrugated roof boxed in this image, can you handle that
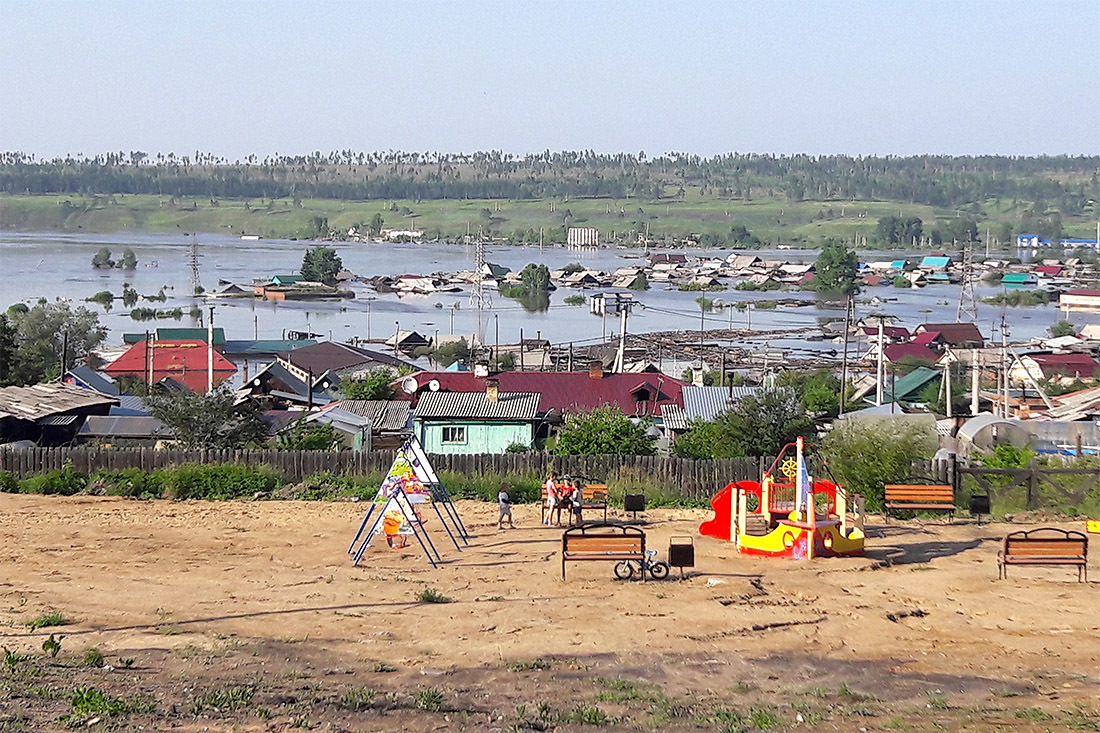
[682,386,759,422]
[333,400,411,432]
[662,404,687,431]
[917,323,985,345]
[277,341,413,374]
[222,339,317,356]
[885,366,941,402]
[0,383,119,421]
[64,366,119,395]
[920,256,951,267]
[414,391,540,420]
[78,415,165,438]
[400,371,685,417]
[123,328,226,345]
[883,343,939,364]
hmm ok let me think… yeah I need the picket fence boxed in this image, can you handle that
[0,447,769,500]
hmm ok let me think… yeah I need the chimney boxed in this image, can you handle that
[486,378,499,403]
[588,360,604,379]
[473,360,490,378]
[691,364,705,387]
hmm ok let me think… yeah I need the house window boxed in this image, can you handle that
[442,426,467,444]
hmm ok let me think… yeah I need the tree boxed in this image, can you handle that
[91,247,114,268]
[519,263,551,292]
[553,406,656,456]
[277,419,341,450]
[0,313,16,386]
[627,272,649,290]
[300,246,343,283]
[145,386,267,449]
[430,338,470,368]
[119,249,138,270]
[368,212,384,235]
[1048,321,1077,338]
[812,240,859,295]
[674,389,813,459]
[822,420,936,512]
[7,302,107,385]
[340,367,397,400]
[775,369,842,417]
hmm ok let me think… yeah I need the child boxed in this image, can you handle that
[570,481,584,526]
[497,482,515,530]
[543,472,558,526]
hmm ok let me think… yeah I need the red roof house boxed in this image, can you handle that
[883,343,939,364]
[104,340,237,393]
[396,367,685,420]
[1034,265,1063,276]
[1023,353,1099,379]
[915,323,985,348]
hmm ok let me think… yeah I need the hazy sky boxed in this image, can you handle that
[1,0,1097,159]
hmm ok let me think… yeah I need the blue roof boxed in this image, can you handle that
[920,256,951,268]
[890,259,907,269]
[1001,273,1036,283]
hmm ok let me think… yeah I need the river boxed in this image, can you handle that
[0,231,1079,365]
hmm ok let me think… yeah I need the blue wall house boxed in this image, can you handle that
[414,387,540,454]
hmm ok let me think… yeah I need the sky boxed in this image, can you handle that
[1,0,1097,159]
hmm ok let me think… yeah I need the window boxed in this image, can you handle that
[441,426,467,444]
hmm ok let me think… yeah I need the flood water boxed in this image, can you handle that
[0,231,1082,364]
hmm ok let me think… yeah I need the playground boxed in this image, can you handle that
[1,492,1097,732]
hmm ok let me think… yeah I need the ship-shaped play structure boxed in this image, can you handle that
[700,437,865,558]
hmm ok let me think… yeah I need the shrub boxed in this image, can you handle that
[0,471,19,493]
[298,471,383,500]
[436,470,542,503]
[20,465,86,495]
[155,463,281,500]
[563,294,587,306]
[553,406,656,456]
[87,468,153,497]
[416,589,451,604]
[822,420,937,512]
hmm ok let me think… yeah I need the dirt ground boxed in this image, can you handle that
[0,494,1097,732]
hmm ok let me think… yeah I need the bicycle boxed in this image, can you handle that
[614,549,670,581]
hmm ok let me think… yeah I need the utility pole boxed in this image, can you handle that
[1000,309,1009,418]
[876,317,885,406]
[394,321,401,357]
[944,354,953,418]
[207,306,215,393]
[613,300,633,373]
[470,238,491,346]
[957,244,978,322]
[840,295,852,416]
[971,348,980,416]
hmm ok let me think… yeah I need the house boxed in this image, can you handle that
[397,365,685,425]
[1060,289,1100,314]
[0,382,118,446]
[384,330,432,352]
[1034,265,1063,277]
[612,271,648,290]
[1011,354,1099,384]
[648,253,687,266]
[64,366,121,395]
[103,339,237,392]
[241,361,335,408]
[860,325,911,343]
[123,328,226,346]
[270,274,304,286]
[726,254,762,271]
[882,366,942,403]
[1080,324,1100,342]
[663,385,760,432]
[414,388,541,454]
[919,255,952,271]
[332,399,412,450]
[915,323,985,349]
[1001,273,1038,288]
[77,415,165,446]
[882,343,939,365]
[861,274,886,287]
[276,341,413,383]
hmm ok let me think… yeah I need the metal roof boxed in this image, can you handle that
[414,391,540,421]
[64,366,120,395]
[335,400,411,432]
[0,383,119,422]
[277,341,413,374]
[662,404,687,431]
[884,366,941,402]
[682,386,759,422]
[78,415,165,439]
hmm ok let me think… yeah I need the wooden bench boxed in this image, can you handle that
[542,483,609,522]
[561,523,645,581]
[998,528,1088,582]
[884,484,955,522]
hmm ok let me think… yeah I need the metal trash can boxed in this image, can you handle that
[624,493,646,517]
[668,536,695,577]
[969,494,990,525]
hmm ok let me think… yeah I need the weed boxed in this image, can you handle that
[730,681,756,693]
[1064,705,1100,730]
[81,648,105,668]
[40,634,63,658]
[338,688,376,711]
[256,706,272,720]
[926,693,949,710]
[67,686,154,719]
[415,688,444,712]
[509,658,551,672]
[989,686,1020,698]
[884,717,908,729]
[416,588,452,604]
[561,705,613,726]
[750,707,782,729]
[790,702,827,726]
[119,657,135,669]
[698,707,746,733]
[1015,707,1054,721]
[27,612,67,630]
[290,715,314,729]
[191,685,255,714]
[373,661,397,673]
[3,647,31,673]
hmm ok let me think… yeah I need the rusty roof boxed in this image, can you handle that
[0,383,119,422]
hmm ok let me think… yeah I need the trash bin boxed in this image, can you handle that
[668,536,695,577]
[624,493,645,517]
[969,494,990,525]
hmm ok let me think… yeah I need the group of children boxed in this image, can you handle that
[496,471,584,530]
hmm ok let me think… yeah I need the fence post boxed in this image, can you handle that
[1027,457,1038,510]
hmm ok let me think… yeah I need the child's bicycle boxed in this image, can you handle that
[614,549,670,580]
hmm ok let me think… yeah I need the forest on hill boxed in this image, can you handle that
[2,151,1097,212]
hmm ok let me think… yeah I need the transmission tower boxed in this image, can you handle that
[189,239,202,296]
[956,244,978,322]
[470,238,492,346]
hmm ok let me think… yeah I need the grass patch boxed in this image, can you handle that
[27,612,68,631]
[372,661,397,673]
[508,658,551,672]
[416,588,452,604]
[1015,708,1054,721]
[415,688,444,712]
[81,648,105,668]
[338,688,376,711]
[749,707,782,729]
[560,705,613,726]
[67,686,154,720]
[191,685,255,714]
[926,693,949,710]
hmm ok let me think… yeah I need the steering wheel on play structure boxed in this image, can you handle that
[780,458,798,480]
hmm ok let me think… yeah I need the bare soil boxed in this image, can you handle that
[1,494,1097,732]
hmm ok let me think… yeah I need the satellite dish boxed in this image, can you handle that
[401,377,418,394]
[429,379,441,392]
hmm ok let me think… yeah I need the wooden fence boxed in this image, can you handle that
[958,465,1100,513]
[0,447,769,501]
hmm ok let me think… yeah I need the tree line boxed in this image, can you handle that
[2,150,1096,211]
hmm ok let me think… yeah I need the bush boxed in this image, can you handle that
[155,463,281,500]
[553,407,656,456]
[298,471,383,500]
[822,421,937,512]
[0,471,19,493]
[437,470,543,503]
[20,465,87,495]
[87,468,154,497]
